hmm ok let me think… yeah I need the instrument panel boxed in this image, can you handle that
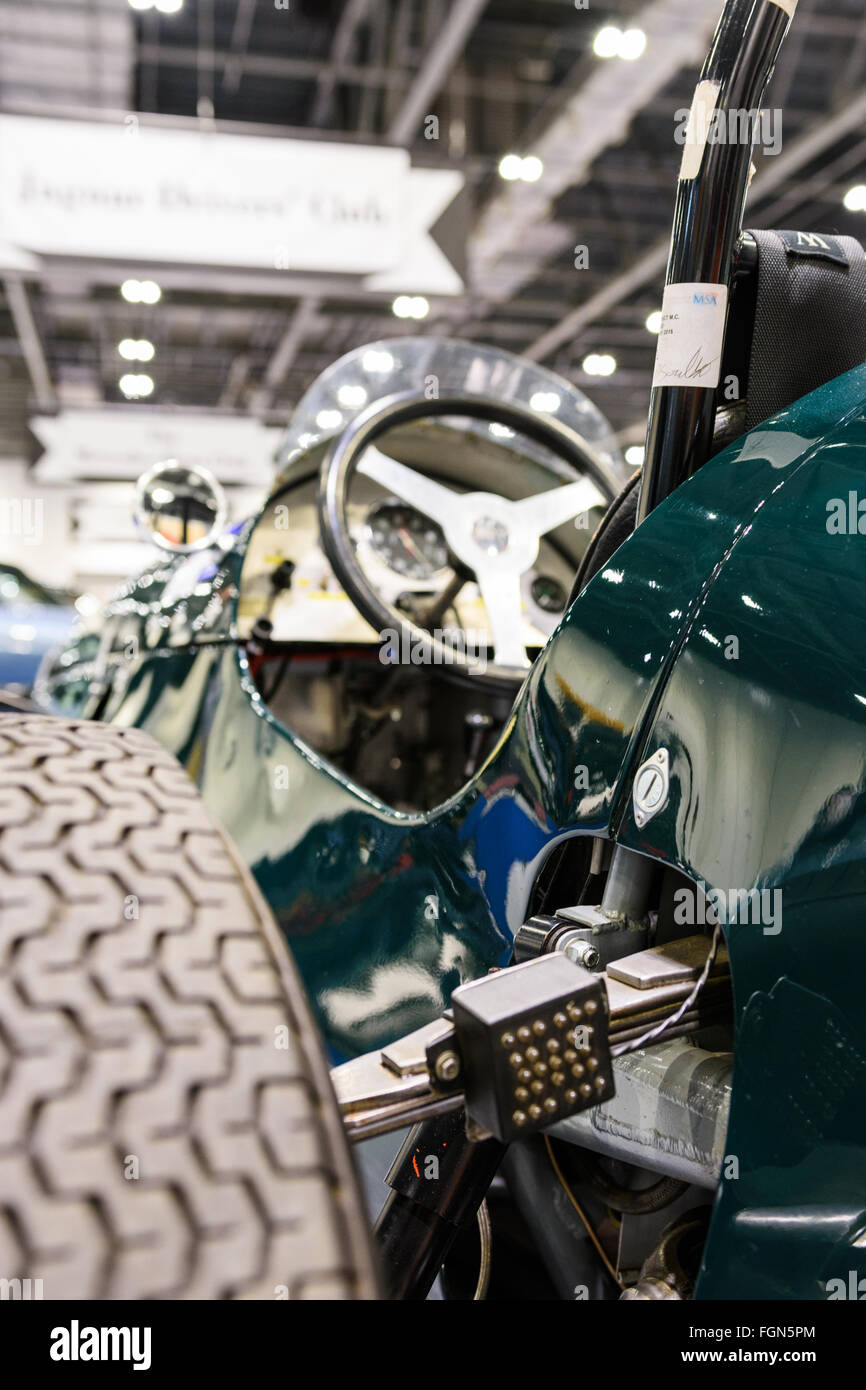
[237,472,578,652]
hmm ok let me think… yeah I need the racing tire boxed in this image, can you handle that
[0,715,378,1300]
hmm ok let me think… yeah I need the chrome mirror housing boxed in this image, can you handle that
[135,460,228,554]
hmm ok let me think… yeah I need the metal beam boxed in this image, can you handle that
[470,0,720,304]
[359,0,389,133]
[219,352,251,409]
[134,43,547,103]
[135,42,393,88]
[222,0,258,96]
[386,0,489,146]
[525,87,866,362]
[5,279,56,410]
[310,0,373,128]
[383,0,415,130]
[252,296,321,413]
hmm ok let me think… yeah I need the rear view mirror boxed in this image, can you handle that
[135,460,228,554]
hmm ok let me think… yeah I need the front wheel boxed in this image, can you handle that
[0,716,377,1300]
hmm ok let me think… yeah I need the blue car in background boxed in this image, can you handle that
[0,563,79,692]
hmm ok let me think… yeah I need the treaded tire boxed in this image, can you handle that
[0,716,378,1300]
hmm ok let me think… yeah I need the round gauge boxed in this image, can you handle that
[365,501,449,580]
[531,574,568,613]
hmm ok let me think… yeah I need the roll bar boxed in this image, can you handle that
[637,0,796,523]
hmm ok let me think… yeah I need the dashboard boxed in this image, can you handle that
[239,474,578,651]
[235,428,608,811]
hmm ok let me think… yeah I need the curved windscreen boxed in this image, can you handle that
[274,337,627,489]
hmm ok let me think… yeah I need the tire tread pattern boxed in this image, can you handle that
[0,716,377,1300]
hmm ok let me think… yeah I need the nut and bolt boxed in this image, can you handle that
[434,1051,461,1083]
[562,936,601,970]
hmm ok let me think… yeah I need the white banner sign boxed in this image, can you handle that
[31,410,283,486]
[0,116,464,293]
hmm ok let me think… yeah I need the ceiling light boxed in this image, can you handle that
[499,153,543,183]
[625,445,645,467]
[316,409,343,430]
[593,26,623,59]
[362,349,395,373]
[582,353,617,376]
[120,278,161,304]
[645,310,663,333]
[843,185,866,211]
[498,154,524,181]
[619,28,647,60]
[155,0,183,10]
[593,25,646,60]
[392,295,429,320]
[119,373,154,399]
[336,384,368,408]
[530,391,561,413]
[128,0,153,9]
[118,338,154,361]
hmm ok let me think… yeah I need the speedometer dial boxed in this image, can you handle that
[365,501,449,580]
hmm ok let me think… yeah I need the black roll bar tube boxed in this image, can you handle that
[637,0,795,524]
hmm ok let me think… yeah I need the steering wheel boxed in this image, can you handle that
[317,390,618,681]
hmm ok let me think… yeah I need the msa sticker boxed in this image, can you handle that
[778,230,849,267]
[677,80,721,182]
[652,282,728,391]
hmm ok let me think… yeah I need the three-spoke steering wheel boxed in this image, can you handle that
[317,391,618,681]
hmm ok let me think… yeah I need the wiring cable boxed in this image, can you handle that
[543,1134,625,1292]
[611,921,724,1057]
[473,1199,492,1301]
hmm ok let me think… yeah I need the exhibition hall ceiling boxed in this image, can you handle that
[1,0,866,465]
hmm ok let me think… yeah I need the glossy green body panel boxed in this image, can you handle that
[613,367,866,1300]
[55,362,866,1298]
[98,429,782,1057]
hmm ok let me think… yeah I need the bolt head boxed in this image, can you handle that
[434,1051,461,1083]
[635,765,665,808]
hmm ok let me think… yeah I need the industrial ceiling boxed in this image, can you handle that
[2,0,866,468]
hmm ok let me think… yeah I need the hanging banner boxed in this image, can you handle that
[30,410,283,486]
[0,115,465,293]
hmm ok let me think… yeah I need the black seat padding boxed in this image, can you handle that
[743,228,866,430]
[570,227,866,601]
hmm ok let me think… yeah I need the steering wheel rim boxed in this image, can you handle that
[316,389,619,682]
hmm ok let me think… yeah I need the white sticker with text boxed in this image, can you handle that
[651,282,729,390]
[677,80,721,181]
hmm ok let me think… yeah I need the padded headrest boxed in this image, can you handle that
[743,228,866,430]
